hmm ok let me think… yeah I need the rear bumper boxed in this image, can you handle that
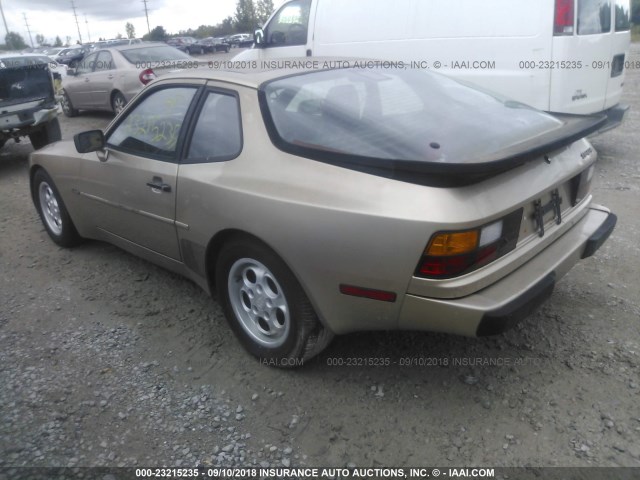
[397,208,616,336]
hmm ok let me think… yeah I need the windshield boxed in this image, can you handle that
[120,45,191,63]
[261,68,562,165]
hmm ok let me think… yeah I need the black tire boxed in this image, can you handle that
[216,237,333,366]
[111,91,127,115]
[61,90,79,117]
[33,169,83,248]
[29,117,62,150]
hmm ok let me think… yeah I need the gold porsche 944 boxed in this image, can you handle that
[29,61,616,365]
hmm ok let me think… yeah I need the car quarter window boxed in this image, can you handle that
[185,91,242,163]
[107,87,197,161]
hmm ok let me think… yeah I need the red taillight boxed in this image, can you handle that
[554,0,574,35]
[139,68,156,85]
[415,209,523,280]
[419,254,474,277]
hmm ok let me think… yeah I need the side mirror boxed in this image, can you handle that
[74,130,105,154]
[254,28,265,48]
[67,68,76,76]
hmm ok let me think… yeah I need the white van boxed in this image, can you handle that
[235,0,631,130]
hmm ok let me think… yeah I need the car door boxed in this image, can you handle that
[89,50,116,109]
[65,51,98,109]
[76,83,202,260]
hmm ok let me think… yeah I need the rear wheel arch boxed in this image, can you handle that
[205,230,273,292]
[204,229,329,330]
[207,229,334,363]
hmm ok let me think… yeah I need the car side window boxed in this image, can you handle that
[185,91,242,163]
[76,52,98,75]
[95,51,114,71]
[107,87,197,161]
[265,0,311,46]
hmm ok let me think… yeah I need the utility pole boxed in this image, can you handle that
[85,14,91,42]
[23,12,34,47]
[70,0,83,44]
[142,0,151,35]
[0,0,9,39]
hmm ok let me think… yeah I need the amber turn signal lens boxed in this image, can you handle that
[426,230,479,256]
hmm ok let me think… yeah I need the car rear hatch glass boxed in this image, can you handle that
[0,58,55,108]
[260,67,606,186]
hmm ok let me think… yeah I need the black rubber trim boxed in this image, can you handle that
[476,272,556,337]
[581,212,617,259]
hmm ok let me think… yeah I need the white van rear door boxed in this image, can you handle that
[549,0,630,114]
[603,0,631,109]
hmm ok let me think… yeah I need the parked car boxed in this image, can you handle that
[241,0,631,130]
[166,36,200,54]
[60,43,193,116]
[228,33,254,48]
[0,53,61,150]
[30,61,616,365]
[54,46,89,68]
[42,47,66,57]
[199,37,231,53]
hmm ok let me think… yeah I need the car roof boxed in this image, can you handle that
[156,57,359,89]
[107,42,168,51]
[0,52,50,59]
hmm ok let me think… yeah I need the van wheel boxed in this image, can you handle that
[29,118,62,150]
[216,237,333,366]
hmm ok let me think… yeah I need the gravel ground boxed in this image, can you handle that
[1,46,639,473]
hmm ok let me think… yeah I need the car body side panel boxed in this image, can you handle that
[173,84,600,334]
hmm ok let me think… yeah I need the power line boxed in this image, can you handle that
[0,0,9,39]
[70,0,83,44]
[142,0,150,35]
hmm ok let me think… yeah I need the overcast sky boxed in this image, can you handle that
[1,0,280,46]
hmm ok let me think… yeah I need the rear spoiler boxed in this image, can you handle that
[320,113,607,187]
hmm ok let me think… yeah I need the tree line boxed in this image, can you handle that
[142,0,275,42]
[1,0,275,50]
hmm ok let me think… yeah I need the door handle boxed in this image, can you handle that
[146,177,172,193]
[84,77,90,82]
[107,74,114,79]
